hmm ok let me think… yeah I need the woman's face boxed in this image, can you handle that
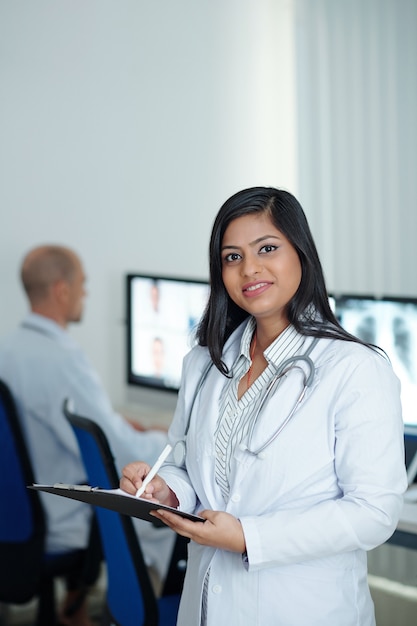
[221,212,302,329]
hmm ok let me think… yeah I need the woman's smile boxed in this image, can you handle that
[242,281,272,297]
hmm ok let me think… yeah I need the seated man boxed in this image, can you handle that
[0,245,175,626]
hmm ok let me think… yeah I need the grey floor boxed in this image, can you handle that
[0,565,107,626]
[0,563,163,626]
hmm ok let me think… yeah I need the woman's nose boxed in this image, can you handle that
[241,254,262,277]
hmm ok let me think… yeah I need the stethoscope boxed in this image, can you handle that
[172,337,319,466]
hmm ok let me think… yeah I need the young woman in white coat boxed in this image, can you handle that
[121,187,407,625]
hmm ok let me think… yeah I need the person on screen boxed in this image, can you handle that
[151,336,165,378]
[149,278,160,313]
[121,187,407,626]
[0,245,175,625]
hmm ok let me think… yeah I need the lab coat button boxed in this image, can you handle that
[231,493,241,503]
[212,584,222,594]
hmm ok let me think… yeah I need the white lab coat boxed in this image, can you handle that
[160,322,407,626]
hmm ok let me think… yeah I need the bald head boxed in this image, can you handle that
[21,245,86,326]
[21,246,78,304]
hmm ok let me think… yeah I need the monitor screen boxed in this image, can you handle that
[404,430,417,485]
[126,274,210,392]
[334,295,417,428]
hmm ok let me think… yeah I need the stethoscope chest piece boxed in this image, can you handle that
[173,440,187,467]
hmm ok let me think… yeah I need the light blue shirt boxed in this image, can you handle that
[0,313,168,554]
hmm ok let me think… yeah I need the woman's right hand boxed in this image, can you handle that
[120,461,179,507]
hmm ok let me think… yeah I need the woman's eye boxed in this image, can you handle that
[260,244,278,254]
[224,252,241,263]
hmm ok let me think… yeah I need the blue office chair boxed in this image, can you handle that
[63,398,183,626]
[0,379,101,625]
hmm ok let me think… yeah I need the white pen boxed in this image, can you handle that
[135,444,172,498]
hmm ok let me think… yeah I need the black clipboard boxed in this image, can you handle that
[29,484,205,527]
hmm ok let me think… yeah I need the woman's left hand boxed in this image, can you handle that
[150,508,246,553]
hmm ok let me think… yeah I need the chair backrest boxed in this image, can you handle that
[0,379,45,603]
[63,399,159,626]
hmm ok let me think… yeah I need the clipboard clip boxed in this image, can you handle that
[52,483,95,491]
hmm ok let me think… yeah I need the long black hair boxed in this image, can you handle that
[197,186,373,374]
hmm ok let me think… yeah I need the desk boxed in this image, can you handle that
[117,404,174,430]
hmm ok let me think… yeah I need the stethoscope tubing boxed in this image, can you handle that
[174,337,319,465]
[241,358,314,457]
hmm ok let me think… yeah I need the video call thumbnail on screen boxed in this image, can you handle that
[127,275,210,392]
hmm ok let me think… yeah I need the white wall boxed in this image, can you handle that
[1,1,415,413]
[0,0,297,409]
[295,0,417,297]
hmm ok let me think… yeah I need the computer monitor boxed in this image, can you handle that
[404,429,417,486]
[334,295,417,429]
[126,274,209,392]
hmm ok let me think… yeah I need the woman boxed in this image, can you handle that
[121,187,407,625]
